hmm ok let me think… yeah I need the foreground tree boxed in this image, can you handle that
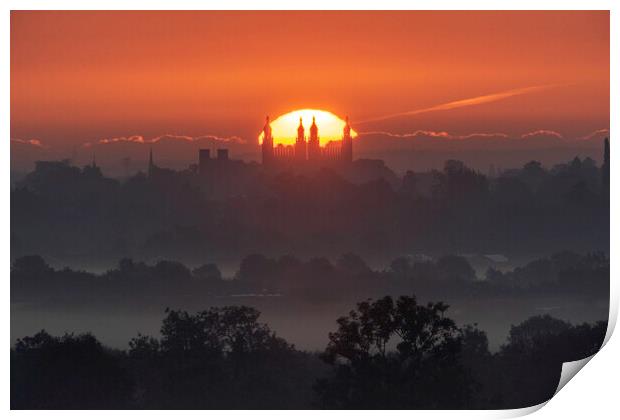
[315,295,485,408]
[128,306,324,408]
[11,304,606,409]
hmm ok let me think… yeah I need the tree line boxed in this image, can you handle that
[11,251,608,304]
[11,155,609,267]
[11,296,606,409]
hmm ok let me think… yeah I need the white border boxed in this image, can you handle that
[3,2,616,419]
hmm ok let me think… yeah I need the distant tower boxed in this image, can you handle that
[307,116,321,161]
[262,116,274,166]
[82,151,102,177]
[295,117,307,161]
[148,147,154,177]
[602,137,610,194]
[198,149,211,174]
[217,149,229,160]
[341,116,353,163]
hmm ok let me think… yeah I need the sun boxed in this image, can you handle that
[259,109,357,147]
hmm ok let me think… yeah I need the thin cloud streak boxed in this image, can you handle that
[83,134,246,148]
[578,128,609,141]
[521,130,564,140]
[11,138,45,148]
[358,130,510,140]
[355,84,560,125]
[359,129,571,141]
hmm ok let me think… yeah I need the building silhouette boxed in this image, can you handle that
[198,149,211,174]
[148,147,155,178]
[261,114,353,166]
[602,137,610,193]
[147,147,175,179]
[198,147,231,175]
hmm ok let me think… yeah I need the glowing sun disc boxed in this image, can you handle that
[259,109,357,147]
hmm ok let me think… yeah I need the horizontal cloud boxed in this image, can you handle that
[520,130,564,140]
[578,129,610,141]
[358,130,510,140]
[154,134,246,144]
[97,135,146,145]
[362,128,604,142]
[84,134,246,148]
[11,138,45,148]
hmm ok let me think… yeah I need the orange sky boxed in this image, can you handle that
[11,11,609,148]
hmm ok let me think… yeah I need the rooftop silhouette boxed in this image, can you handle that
[262,114,353,166]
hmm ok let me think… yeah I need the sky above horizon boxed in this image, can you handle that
[11,10,609,151]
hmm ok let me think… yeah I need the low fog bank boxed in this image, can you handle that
[11,251,609,351]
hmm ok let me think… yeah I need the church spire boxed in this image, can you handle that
[309,116,318,140]
[602,137,610,194]
[148,147,154,177]
[262,115,274,166]
[307,116,320,161]
[343,115,351,139]
[297,117,305,140]
[342,115,353,163]
[295,117,307,161]
[263,115,272,138]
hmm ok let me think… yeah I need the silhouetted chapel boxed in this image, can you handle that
[261,115,353,166]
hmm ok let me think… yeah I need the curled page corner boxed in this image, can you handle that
[551,310,616,398]
[508,355,597,417]
[602,300,618,348]
[554,355,595,397]
[499,401,548,418]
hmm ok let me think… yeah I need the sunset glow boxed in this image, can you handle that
[259,109,357,147]
[10,11,609,152]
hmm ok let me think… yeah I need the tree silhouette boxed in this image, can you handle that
[126,306,321,408]
[11,330,132,409]
[496,315,606,408]
[316,295,477,408]
[11,306,607,409]
[11,153,609,265]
